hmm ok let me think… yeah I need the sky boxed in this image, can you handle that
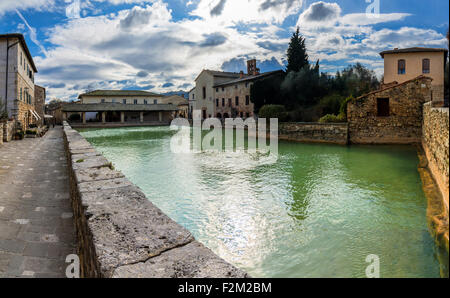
[0,0,448,102]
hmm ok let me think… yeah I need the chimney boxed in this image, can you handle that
[239,70,244,78]
[247,59,257,75]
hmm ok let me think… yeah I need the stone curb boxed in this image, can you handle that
[62,121,249,278]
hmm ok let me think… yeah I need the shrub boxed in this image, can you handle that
[318,113,346,123]
[258,105,288,122]
[339,95,354,116]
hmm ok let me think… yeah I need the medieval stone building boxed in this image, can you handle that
[347,75,433,144]
[189,60,283,119]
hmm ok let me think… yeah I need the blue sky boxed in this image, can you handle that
[0,0,448,101]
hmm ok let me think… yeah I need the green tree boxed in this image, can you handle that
[286,27,309,73]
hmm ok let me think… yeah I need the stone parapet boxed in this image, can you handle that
[422,102,449,211]
[62,121,248,278]
[279,122,348,145]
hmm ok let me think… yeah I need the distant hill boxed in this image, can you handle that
[161,90,189,99]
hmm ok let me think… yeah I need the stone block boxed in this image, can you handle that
[79,186,194,276]
[112,241,248,278]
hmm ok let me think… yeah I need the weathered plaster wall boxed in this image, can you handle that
[62,122,248,278]
[347,76,432,144]
[279,122,348,145]
[2,120,14,142]
[422,102,449,211]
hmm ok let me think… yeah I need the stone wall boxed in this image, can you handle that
[279,122,348,145]
[2,120,14,142]
[0,123,3,145]
[34,85,45,126]
[62,122,248,278]
[422,102,449,211]
[347,76,432,144]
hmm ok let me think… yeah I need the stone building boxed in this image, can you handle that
[347,75,433,144]
[189,60,283,119]
[0,33,40,130]
[161,95,189,118]
[34,84,45,126]
[380,47,448,105]
[62,90,178,125]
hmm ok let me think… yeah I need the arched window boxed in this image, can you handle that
[422,59,430,74]
[398,59,406,74]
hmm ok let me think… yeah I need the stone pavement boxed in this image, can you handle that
[0,126,76,278]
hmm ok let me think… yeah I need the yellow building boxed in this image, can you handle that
[380,47,448,104]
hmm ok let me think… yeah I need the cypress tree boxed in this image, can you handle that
[286,27,309,73]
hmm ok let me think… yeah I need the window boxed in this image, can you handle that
[245,82,248,88]
[246,112,250,118]
[222,87,224,91]
[112,99,116,103]
[202,110,206,119]
[20,52,22,66]
[222,98,225,107]
[398,59,406,74]
[235,96,239,106]
[134,99,138,104]
[245,95,250,105]
[216,88,219,92]
[20,88,22,101]
[144,99,148,104]
[192,94,195,99]
[422,59,430,74]
[377,98,390,117]
[154,99,158,104]
[101,99,105,103]
[123,99,126,104]
[235,85,238,89]
[202,87,206,99]
[216,99,219,107]
[240,112,243,118]
[228,98,231,107]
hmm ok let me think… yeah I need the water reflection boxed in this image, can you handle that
[79,127,443,278]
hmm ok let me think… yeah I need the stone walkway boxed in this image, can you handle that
[0,126,76,278]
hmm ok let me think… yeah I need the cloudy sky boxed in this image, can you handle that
[0,0,448,101]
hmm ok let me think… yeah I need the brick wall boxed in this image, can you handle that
[422,102,449,211]
[347,76,432,144]
[279,122,348,145]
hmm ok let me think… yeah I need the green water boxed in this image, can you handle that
[78,126,443,278]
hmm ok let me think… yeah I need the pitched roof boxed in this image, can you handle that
[380,47,448,58]
[355,75,433,100]
[0,33,37,72]
[78,90,164,99]
[194,69,243,81]
[161,95,189,106]
[213,70,284,88]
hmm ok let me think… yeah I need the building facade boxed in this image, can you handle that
[190,59,283,119]
[63,90,178,125]
[0,34,40,130]
[380,47,448,104]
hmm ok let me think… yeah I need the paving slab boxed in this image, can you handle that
[0,127,76,278]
